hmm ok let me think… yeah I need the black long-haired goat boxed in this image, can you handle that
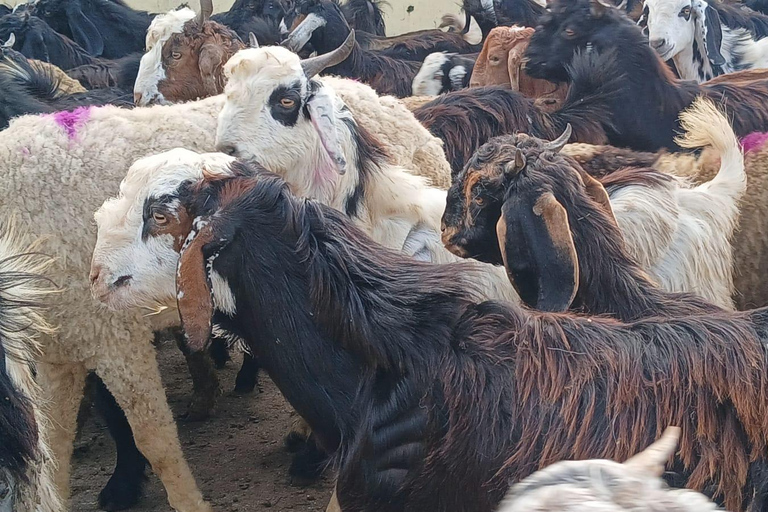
[524,0,768,151]
[413,50,614,177]
[151,161,768,512]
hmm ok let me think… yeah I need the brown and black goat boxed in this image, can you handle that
[127,160,768,512]
[524,0,768,151]
[414,49,612,177]
[440,99,746,318]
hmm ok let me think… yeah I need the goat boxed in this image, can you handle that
[498,428,722,512]
[0,223,61,512]
[210,0,283,41]
[29,0,152,58]
[65,52,142,91]
[524,0,768,151]
[340,0,386,36]
[470,25,568,110]
[411,51,476,96]
[442,98,743,314]
[642,0,768,82]
[454,0,547,38]
[0,42,132,129]
[413,50,612,178]
[105,161,768,512]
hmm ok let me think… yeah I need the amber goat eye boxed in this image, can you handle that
[153,212,168,225]
[474,196,485,206]
[171,51,182,60]
[280,98,296,108]
[565,28,576,38]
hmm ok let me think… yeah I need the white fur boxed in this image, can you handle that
[412,52,449,96]
[133,8,196,105]
[644,0,768,82]
[0,96,228,512]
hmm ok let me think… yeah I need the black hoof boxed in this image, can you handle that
[98,471,146,511]
[208,336,231,369]
[288,437,329,486]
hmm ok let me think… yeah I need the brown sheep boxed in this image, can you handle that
[470,26,568,111]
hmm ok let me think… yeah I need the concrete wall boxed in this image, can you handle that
[1,0,462,35]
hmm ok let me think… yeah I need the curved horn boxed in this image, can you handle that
[300,29,355,79]
[197,0,213,24]
[248,32,259,48]
[3,33,15,49]
[543,124,572,153]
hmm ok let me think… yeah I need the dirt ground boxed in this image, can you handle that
[69,338,335,512]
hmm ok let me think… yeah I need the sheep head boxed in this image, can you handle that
[133,7,246,106]
[215,30,355,190]
[471,26,533,89]
[442,126,620,312]
[91,149,236,312]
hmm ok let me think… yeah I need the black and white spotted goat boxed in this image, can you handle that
[642,0,768,82]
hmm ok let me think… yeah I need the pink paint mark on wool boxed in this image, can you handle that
[740,132,768,154]
[50,107,92,139]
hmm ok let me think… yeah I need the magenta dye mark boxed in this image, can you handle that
[50,107,92,139]
[740,132,768,154]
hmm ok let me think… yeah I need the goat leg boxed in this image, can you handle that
[166,327,222,421]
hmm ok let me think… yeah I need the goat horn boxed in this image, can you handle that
[616,0,627,10]
[543,124,572,153]
[248,32,259,48]
[3,33,15,49]
[198,0,213,24]
[300,30,355,79]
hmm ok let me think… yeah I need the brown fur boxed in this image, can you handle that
[471,26,569,112]
[158,19,245,102]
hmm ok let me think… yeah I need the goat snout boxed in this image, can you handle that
[134,92,143,105]
[649,38,668,53]
[89,264,102,286]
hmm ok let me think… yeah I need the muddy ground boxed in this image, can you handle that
[69,338,334,512]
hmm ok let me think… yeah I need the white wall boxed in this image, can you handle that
[1,0,463,36]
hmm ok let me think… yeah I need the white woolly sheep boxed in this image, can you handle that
[497,428,722,512]
[0,223,62,512]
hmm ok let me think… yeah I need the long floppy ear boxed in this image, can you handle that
[177,220,233,352]
[693,0,725,67]
[469,37,490,87]
[306,83,347,175]
[65,1,104,56]
[199,43,227,95]
[496,191,578,312]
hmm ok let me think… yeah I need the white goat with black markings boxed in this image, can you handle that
[214,33,515,301]
[412,52,476,96]
[642,0,768,82]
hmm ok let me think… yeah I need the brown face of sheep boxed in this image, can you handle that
[470,26,535,89]
[157,22,245,102]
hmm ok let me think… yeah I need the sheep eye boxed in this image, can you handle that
[152,212,168,225]
[489,56,501,63]
[171,51,182,60]
[280,98,296,108]
[679,6,691,19]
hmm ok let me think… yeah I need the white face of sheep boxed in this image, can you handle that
[133,8,196,106]
[91,149,236,311]
[642,0,723,67]
[215,46,351,197]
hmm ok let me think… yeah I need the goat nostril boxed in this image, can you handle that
[113,275,132,288]
[89,265,101,285]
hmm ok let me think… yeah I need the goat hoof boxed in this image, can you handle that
[180,398,216,422]
[288,440,329,486]
[233,373,259,395]
[98,471,145,511]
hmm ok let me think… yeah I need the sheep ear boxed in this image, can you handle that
[624,427,680,477]
[199,43,227,95]
[507,44,520,90]
[497,191,578,312]
[65,2,104,56]
[176,220,227,352]
[306,84,347,175]
[469,38,489,87]
[694,1,725,67]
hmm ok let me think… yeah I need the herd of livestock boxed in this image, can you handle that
[8,0,768,510]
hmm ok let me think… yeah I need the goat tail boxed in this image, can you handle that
[676,97,746,202]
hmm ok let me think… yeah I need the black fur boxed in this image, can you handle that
[340,0,386,36]
[211,0,283,43]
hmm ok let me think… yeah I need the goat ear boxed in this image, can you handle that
[248,32,259,48]
[693,0,725,67]
[65,2,104,56]
[590,0,611,18]
[306,84,347,175]
[3,33,15,49]
[497,191,578,312]
[578,169,617,221]
[199,43,227,96]
[21,29,49,62]
[624,427,680,477]
[507,45,520,90]
[177,219,233,352]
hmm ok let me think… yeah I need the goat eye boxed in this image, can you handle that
[474,196,485,206]
[152,212,168,225]
[280,98,296,108]
[564,28,576,38]
[679,6,691,19]
[171,51,182,60]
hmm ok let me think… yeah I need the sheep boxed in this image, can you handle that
[29,0,152,58]
[470,26,568,110]
[411,51,476,96]
[99,162,768,511]
[0,223,61,512]
[0,40,133,129]
[0,95,240,512]
[524,0,768,151]
[413,50,613,178]
[498,428,722,512]
[442,98,743,314]
[642,0,768,82]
